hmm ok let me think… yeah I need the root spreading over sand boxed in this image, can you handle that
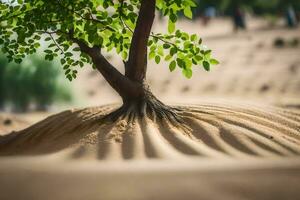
[0,103,299,159]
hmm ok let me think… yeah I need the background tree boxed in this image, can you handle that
[0,56,7,110]
[195,0,300,15]
[0,0,218,122]
[0,54,72,112]
[3,60,33,112]
[29,56,72,111]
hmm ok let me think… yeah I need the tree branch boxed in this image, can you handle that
[67,31,142,99]
[119,1,134,34]
[126,0,156,82]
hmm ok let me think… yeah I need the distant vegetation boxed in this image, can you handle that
[0,55,72,112]
[195,0,300,16]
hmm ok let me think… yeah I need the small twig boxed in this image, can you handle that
[48,32,64,54]
[35,30,64,54]
[118,2,134,34]
[150,34,185,53]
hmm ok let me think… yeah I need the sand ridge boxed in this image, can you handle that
[0,102,299,160]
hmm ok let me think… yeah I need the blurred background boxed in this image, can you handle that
[0,0,300,134]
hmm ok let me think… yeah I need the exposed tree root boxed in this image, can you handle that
[103,92,190,132]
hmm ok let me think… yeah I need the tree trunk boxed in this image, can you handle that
[93,0,156,104]
[72,0,155,102]
[72,0,182,123]
[125,0,156,83]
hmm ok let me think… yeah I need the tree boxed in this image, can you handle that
[0,56,7,110]
[0,0,218,123]
[0,54,72,112]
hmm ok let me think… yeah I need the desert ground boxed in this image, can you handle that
[0,17,300,200]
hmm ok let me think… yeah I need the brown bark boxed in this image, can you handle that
[125,0,156,83]
[71,37,143,100]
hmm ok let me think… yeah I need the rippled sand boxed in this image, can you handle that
[0,103,300,200]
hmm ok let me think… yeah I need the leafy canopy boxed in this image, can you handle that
[0,0,218,80]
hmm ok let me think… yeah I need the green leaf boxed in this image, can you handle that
[210,59,219,65]
[165,54,172,61]
[195,55,203,61]
[121,51,128,60]
[176,58,185,69]
[169,60,176,72]
[192,58,197,65]
[157,46,164,56]
[168,20,175,34]
[66,74,72,81]
[183,6,193,19]
[65,52,73,57]
[149,51,155,60]
[61,59,66,65]
[15,58,22,64]
[148,40,153,46]
[155,55,161,64]
[44,50,52,54]
[204,50,212,55]
[73,47,80,51]
[169,13,177,23]
[163,44,171,49]
[65,69,71,75]
[175,30,182,38]
[198,38,202,45]
[170,47,177,56]
[184,58,192,68]
[48,44,56,48]
[183,69,192,79]
[203,61,210,71]
[191,34,197,41]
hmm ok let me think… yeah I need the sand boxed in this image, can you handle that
[0,102,299,157]
[1,158,300,200]
[0,113,29,136]
[0,101,299,199]
[0,18,300,200]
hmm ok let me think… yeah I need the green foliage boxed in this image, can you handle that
[29,56,72,110]
[3,60,34,112]
[0,56,7,109]
[0,0,218,80]
[0,54,72,112]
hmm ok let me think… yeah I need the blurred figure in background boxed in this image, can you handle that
[286,4,298,28]
[202,6,217,26]
[232,5,246,32]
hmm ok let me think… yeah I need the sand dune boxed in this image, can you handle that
[1,103,299,160]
